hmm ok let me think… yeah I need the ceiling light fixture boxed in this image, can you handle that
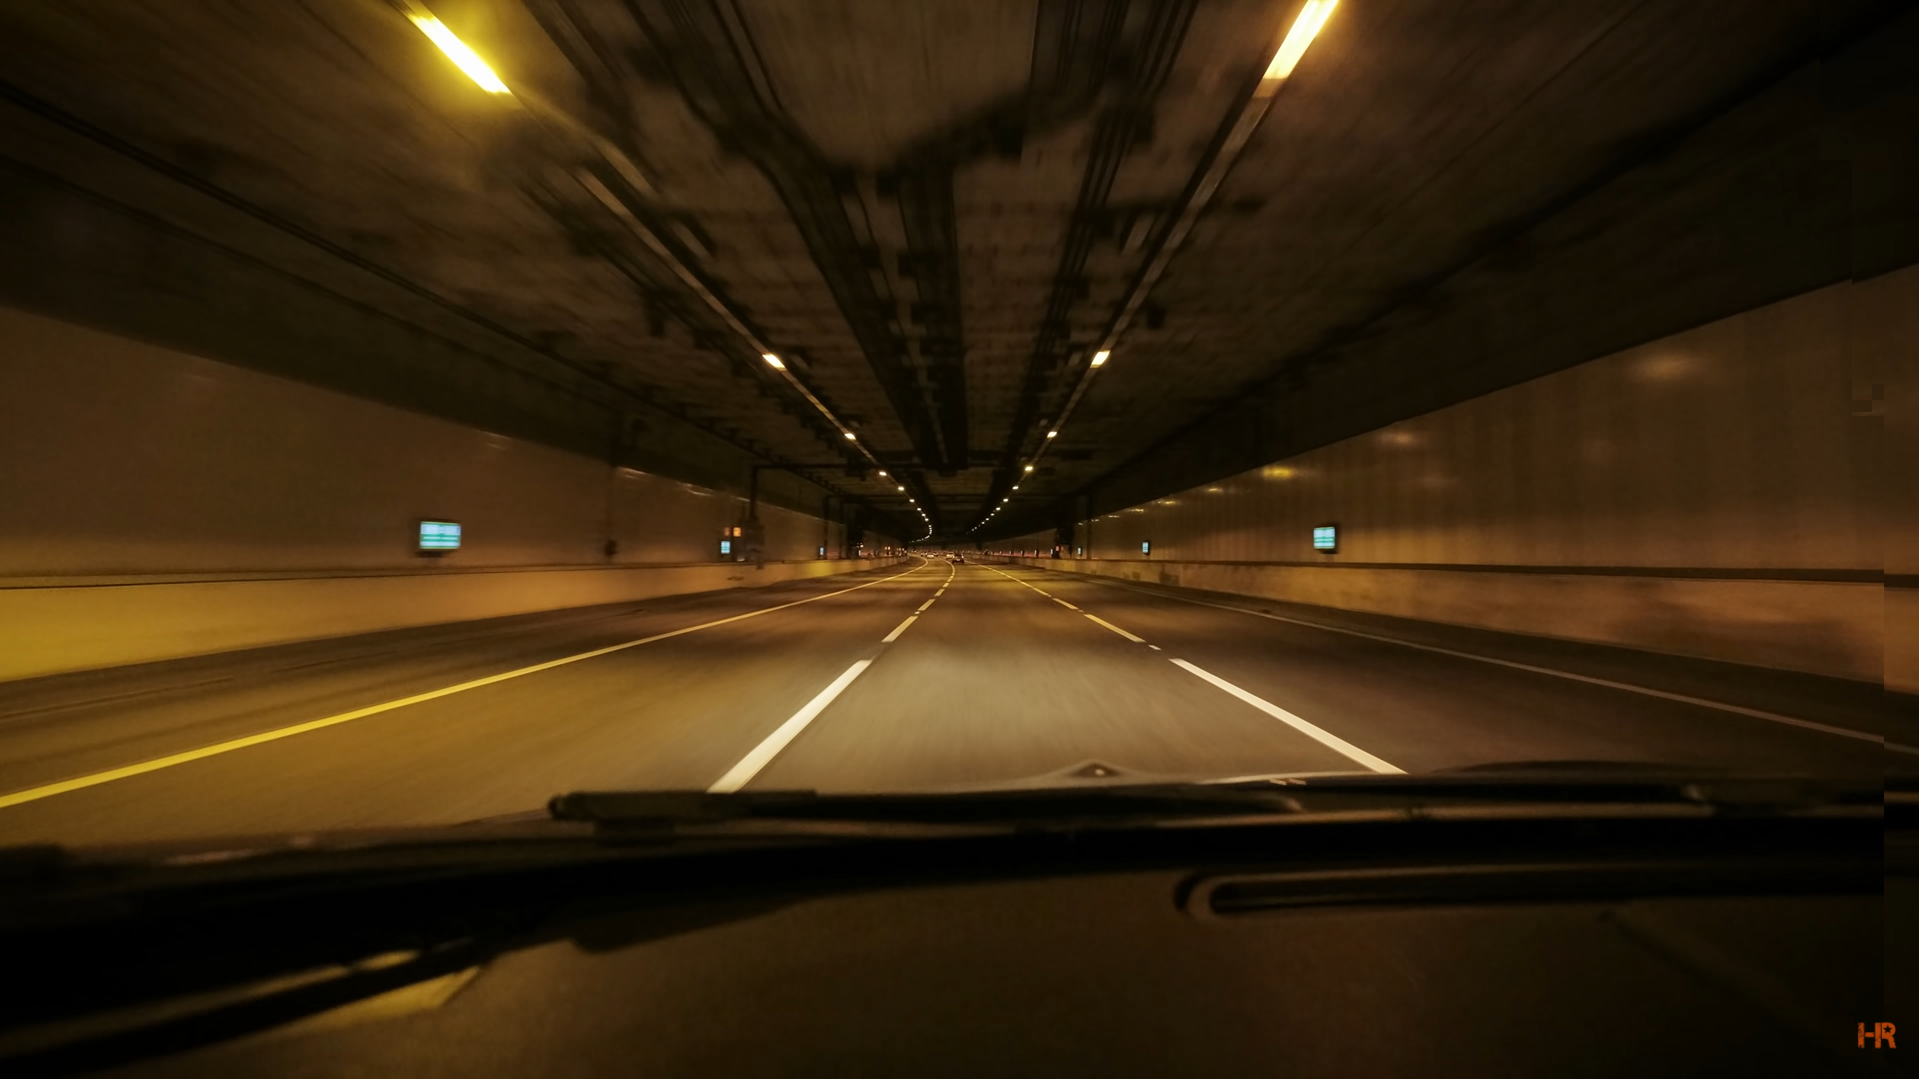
[1263,0,1338,85]
[1023,465,1034,473]
[1090,350,1110,368]
[1046,430,1058,439]
[406,8,511,93]
[761,353,785,370]
[843,432,857,441]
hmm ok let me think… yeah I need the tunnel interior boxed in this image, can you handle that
[0,3,1913,1073]
[0,0,1911,849]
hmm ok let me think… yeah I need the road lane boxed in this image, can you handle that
[0,563,934,801]
[750,563,1372,792]
[0,551,1885,849]
[991,563,1884,776]
[709,558,959,792]
[0,560,940,844]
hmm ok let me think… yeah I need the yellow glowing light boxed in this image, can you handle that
[1263,0,1336,83]
[844,432,857,440]
[1023,464,1034,472]
[762,353,785,370]
[1090,350,1111,367]
[1046,430,1058,438]
[408,14,511,94]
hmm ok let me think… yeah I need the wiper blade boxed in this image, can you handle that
[546,785,1307,833]
[548,772,1882,834]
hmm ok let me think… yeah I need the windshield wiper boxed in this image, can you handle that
[544,772,1880,839]
[545,785,1310,836]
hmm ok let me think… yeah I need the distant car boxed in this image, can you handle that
[949,554,965,563]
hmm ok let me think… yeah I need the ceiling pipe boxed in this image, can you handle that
[1023,1,1337,479]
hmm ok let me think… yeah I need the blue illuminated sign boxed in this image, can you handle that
[1313,525,1338,551]
[1141,541,1152,555]
[418,520,461,551]
[719,539,733,556]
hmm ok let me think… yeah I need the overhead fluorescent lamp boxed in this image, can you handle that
[407,12,511,94]
[843,431,857,440]
[762,353,785,370]
[1046,430,1058,439]
[1264,0,1337,83]
[1023,464,1034,472]
[1090,350,1111,367]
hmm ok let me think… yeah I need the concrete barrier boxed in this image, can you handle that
[0,558,907,683]
[1004,557,1883,684]
[1890,588,1918,695]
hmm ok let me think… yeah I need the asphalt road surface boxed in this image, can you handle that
[0,557,1889,847]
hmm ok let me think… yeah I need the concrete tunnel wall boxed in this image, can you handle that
[0,306,903,682]
[993,270,1911,688]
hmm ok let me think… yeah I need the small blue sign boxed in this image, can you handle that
[418,520,461,551]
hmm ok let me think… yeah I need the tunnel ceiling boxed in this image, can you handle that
[0,0,1909,543]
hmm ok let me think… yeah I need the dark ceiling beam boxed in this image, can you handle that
[978,0,1195,532]
[892,163,968,476]
[538,0,1161,532]
[607,0,956,477]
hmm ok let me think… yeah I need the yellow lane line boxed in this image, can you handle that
[0,561,934,811]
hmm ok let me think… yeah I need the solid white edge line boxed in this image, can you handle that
[1084,614,1146,643]
[0,560,936,811]
[708,660,872,793]
[1067,574,1883,745]
[1171,658,1404,774]
[882,615,918,643]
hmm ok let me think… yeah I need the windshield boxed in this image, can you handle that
[0,0,1906,856]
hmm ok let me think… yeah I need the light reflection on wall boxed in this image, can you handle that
[1051,283,1877,570]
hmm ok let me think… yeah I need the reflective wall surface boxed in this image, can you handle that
[992,271,1907,684]
[0,306,862,580]
[1068,275,1898,573]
